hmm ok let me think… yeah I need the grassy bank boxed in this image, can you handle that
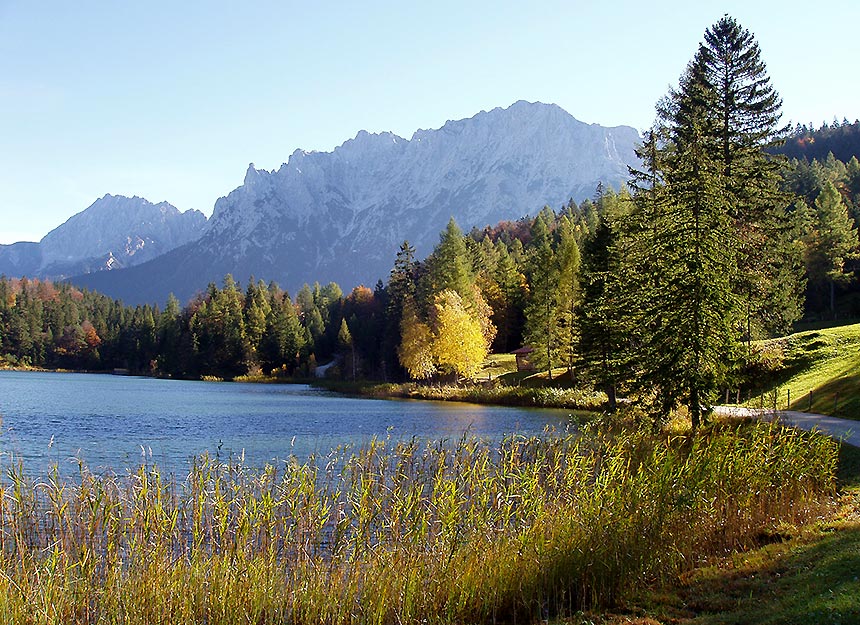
[566,443,860,625]
[308,353,606,411]
[315,378,607,410]
[741,322,860,419]
[314,352,607,410]
[0,419,836,624]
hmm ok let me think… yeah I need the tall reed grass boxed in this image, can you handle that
[0,419,837,624]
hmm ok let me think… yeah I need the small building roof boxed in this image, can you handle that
[511,346,535,355]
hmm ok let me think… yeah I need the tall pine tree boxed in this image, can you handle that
[693,15,803,338]
[623,17,791,428]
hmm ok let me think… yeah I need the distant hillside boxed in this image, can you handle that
[777,120,860,162]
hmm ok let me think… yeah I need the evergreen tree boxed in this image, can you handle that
[337,317,356,380]
[622,16,795,427]
[579,198,599,234]
[383,241,417,379]
[157,293,183,375]
[295,284,316,324]
[190,276,249,377]
[806,181,858,315]
[489,240,526,352]
[243,279,271,362]
[259,291,303,375]
[693,15,803,336]
[846,156,860,226]
[7,307,32,363]
[577,211,629,411]
[628,42,740,427]
[523,213,560,378]
[342,286,382,377]
[423,218,475,301]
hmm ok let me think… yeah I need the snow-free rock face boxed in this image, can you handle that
[74,101,641,305]
[0,195,207,279]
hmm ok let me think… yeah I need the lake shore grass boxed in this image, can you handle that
[0,417,837,624]
[556,442,860,625]
[312,378,608,411]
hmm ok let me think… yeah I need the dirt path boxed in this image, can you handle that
[715,405,860,447]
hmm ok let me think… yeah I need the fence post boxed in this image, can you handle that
[736,388,741,404]
[808,391,813,412]
[787,389,791,411]
[725,389,729,404]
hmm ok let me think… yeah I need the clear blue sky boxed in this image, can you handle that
[1,0,858,244]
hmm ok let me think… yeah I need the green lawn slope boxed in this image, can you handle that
[743,322,860,420]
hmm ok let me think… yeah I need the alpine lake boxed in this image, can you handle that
[0,370,576,476]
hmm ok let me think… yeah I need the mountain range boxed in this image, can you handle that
[0,195,206,280]
[6,101,641,305]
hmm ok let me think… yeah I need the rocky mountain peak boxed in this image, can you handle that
[0,195,207,280]
[73,101,641,306]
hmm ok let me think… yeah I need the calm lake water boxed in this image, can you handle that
[0,371,575,475]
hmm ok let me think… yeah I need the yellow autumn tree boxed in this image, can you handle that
[397,301,436,380]
[431,289,487,380]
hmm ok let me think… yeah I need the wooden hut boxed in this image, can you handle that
[511,346,535,372]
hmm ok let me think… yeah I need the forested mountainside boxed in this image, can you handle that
[777,119,860,163]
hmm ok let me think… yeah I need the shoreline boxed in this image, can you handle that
[1,366,605,412]
[311,378,607,412]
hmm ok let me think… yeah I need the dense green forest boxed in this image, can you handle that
[2,16,859,426]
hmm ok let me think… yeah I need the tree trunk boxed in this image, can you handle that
[546,296,553,380]
[606,384,617,412]
[830,279,836,319]
[690,386,701,432]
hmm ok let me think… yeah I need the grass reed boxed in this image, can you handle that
[0,419,837,624]
[316,379,607,410]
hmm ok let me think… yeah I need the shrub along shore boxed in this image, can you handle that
[0,418,837,624]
